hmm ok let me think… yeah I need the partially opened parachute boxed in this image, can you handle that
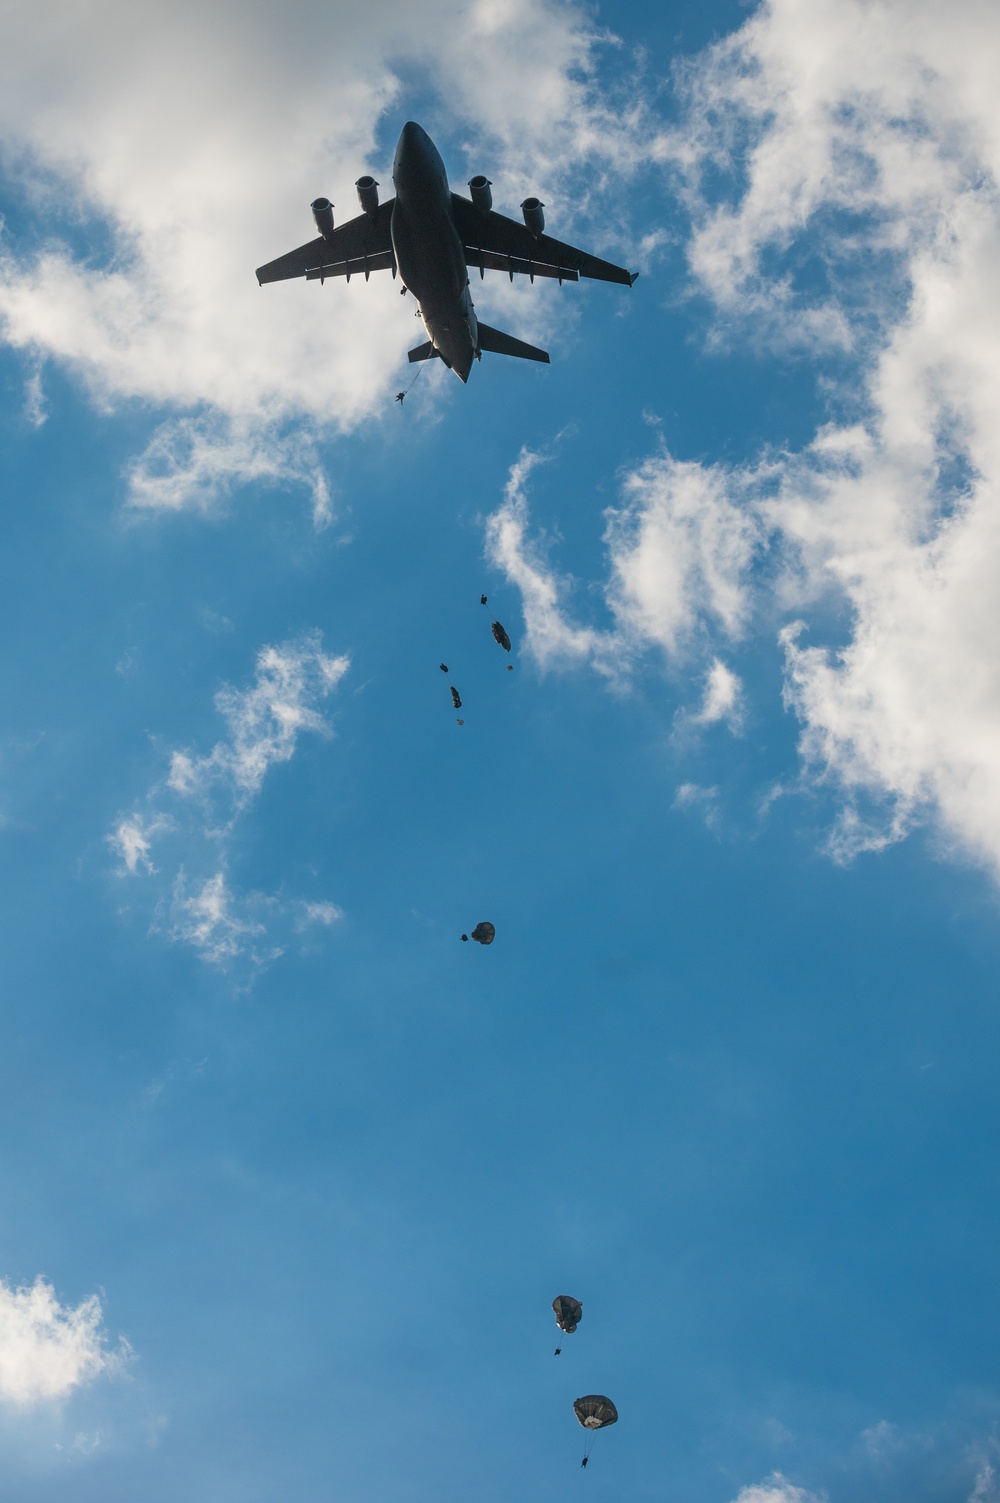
[574,1396,618,1431]
[553,1295,582,1334]
[461,922,496,945]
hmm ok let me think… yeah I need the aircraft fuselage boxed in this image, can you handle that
[391,122,478,382]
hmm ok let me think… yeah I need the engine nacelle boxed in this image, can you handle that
[520,197,545,238]
[468,175,493,214]
[311,197,335,240]
[356,176,379,215]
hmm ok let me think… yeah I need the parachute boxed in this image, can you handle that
[575,1395,617,1465]
[553,1295,582,1334]
[574,1396,617,1431]
[491,620,512,652]
[460,922,495,944]
[451,686,462,709]
[439,663,448,673]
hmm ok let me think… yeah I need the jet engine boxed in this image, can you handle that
[311,197,335,240]
[520,197,545,237]
[356,176,379,215]
[468,175,493,214]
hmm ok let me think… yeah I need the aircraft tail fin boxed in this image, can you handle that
[477,323,550,364]
[407,341,440,363]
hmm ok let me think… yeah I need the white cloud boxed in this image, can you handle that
[860,1419,898,1459]
[970,1461,1000,1502]
[713,0,1000,880]
[22,368,45,428]
[0,0,664,513]
[124,414,333,528]
[484,449,613,672]
[490,0,1000,884]
[673,781,721,830]
[726,1478,825,1503]
[108,813,172,875]
[293,900,344,932]
[0,1278,128,1407]
[110,633,345,972]
[606,453,761,656]
[166,634,348,811]
[485,447,759,678]
[691,658,745,730]
[166,871,280,970]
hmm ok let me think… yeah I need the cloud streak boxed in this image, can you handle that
[109,633,346,975]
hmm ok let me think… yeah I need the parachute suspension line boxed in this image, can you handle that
[395,358,428,405]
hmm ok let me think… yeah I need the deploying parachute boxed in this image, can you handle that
[461,922,496,945]
[481,597,514,667]
[552,1294,582,1354]
[574,1396,617,1467]
[450,686,462,708]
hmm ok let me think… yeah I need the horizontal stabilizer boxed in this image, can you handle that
[477,323,550,364]
[408,341,440,363]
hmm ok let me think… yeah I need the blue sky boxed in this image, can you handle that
[1,1,1000,1500]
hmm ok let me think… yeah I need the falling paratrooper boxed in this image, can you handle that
[552,1294,582,1355]
[574,1395,617,1468]
[482,596,514,667]
[460,922,496,944]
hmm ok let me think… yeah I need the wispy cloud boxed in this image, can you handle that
[489,0,1000,886]
[673,781,721,830]
[124,413,333,528]
[108,813,173,876]
[165,636,347,815]
[726,1478,824,1503]
[484,449,614,672]
[689,658,745,732]
[109,633,346,976]
[0,1278,129,1406]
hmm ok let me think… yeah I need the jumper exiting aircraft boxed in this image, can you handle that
[256,121,638,382]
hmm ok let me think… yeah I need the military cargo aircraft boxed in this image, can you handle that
[256,121,638,382]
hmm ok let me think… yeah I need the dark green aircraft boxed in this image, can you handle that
[256,121,637,382]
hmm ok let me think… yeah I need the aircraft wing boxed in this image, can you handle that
[451,194,636,287]
[256,200,395,284]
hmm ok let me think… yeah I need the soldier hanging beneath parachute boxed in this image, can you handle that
[552,1294,582,1355]
[481,596,514,667]
[574,1395,617,1468]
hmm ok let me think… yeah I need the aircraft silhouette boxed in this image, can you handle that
[256,121,637,381]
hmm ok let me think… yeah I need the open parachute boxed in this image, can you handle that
[461,922,496,945]
[552,1294,582,1353]
[553,1295,582,1333]
[574,1396,617,1430]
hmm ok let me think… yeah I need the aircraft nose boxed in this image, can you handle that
[394,120,427,175]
